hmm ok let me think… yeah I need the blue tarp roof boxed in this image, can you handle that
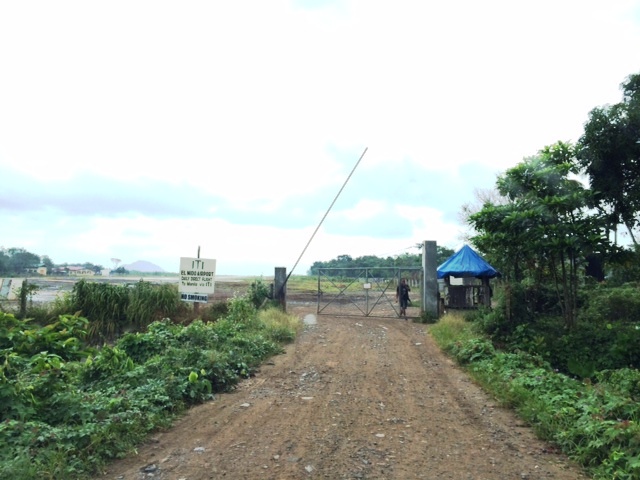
[437,245,499,279]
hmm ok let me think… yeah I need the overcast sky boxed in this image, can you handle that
[1,0,639,275]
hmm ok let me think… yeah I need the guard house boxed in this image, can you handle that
[437,245,499,309]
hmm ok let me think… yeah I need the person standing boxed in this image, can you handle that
[396,278,411,319]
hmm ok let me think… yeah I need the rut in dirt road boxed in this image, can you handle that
[103,309,588,480]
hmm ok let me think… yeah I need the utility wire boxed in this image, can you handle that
[283,147,368,288]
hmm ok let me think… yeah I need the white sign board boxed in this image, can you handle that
[180,293,209,303]
[179,257,216,295]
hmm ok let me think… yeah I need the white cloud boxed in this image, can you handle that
[1,0,639,273]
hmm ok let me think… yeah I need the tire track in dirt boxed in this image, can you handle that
[103,308,588,480]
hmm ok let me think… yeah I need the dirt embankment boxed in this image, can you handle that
[103,303,588,480]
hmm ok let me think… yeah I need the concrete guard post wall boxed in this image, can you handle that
[422,241,439,318]
[0,278,24,300]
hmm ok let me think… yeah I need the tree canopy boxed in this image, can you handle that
[308,246,455,277]
[0,248,41,276]
[0,248,105,276]
[577,73,640,245]
[469,142,613,327]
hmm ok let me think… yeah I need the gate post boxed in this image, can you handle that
[274,267,287,311]
[422,241,439,319]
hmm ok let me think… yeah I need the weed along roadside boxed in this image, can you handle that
[0,274,604,478]
[0,277,300,479]
[102,305,587,480]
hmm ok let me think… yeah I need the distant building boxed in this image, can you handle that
[68,266,95,276]
[53,266,96,276]
[24,266,47,276]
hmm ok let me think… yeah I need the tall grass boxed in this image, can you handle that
[258,307,301,342]
[72,281,129,343]
[69,280,186,343]
[429,312,478,348]
[127,281,184,328]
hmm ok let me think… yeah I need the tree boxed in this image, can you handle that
[469,142,612,327]
[83,262,104,274]
[0,249,8,275]
[577,72,640,245]
[41,255,55,273]
[307,246,455,277]
[336,254,353,264]
[4,248,41,275]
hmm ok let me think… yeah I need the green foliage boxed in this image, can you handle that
[1,312,91,360]
[418,310,439,324]
[0,247,41,276]
[470,286,640,377]
[450,338,496,364]
[0,286,299,479]
[126,281,183,328]
[580,284,640,324]
[607,247,640,285]
[308,247,455,277]
[258,307,301,343]
[16,280,40,319]
[247,277,272,308]
[72,280,129,342]
[470,142,612,328]
[201,301,229,322]
[431,313,640,479]
[0,313,94,424]
[226,295,258,324]
[577,72,640,244]
[429,312,478,348]
[67,279,185,344]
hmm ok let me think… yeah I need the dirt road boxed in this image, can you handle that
[103,304,588,480]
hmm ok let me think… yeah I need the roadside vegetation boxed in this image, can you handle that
[431,301,640,480]
[0,278,300,480]
[432,72,640,479]
[3,70,640,479]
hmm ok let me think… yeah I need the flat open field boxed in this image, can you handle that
[8,275,261,305]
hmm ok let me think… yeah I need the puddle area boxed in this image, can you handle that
[303,314,317,325]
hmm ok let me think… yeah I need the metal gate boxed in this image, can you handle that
[316,267,423,318]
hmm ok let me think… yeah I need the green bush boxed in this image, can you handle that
[226,295,258,324]
[201,301,229,322]
[450,338,496,364]
[580,285,640,324]
[469,283,640,376]
[0,287,300,479]
[432,313,640,480]
[247,278,271,308]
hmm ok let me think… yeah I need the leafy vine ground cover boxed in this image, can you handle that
[0,293,299,480]
[431,314,640,479]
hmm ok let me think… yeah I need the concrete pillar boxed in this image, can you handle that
[422,241,439,318]
[274,267,287,311]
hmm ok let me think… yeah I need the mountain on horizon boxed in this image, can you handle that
[123,260,166,273]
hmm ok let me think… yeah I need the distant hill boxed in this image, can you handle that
[123,260,166,273]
